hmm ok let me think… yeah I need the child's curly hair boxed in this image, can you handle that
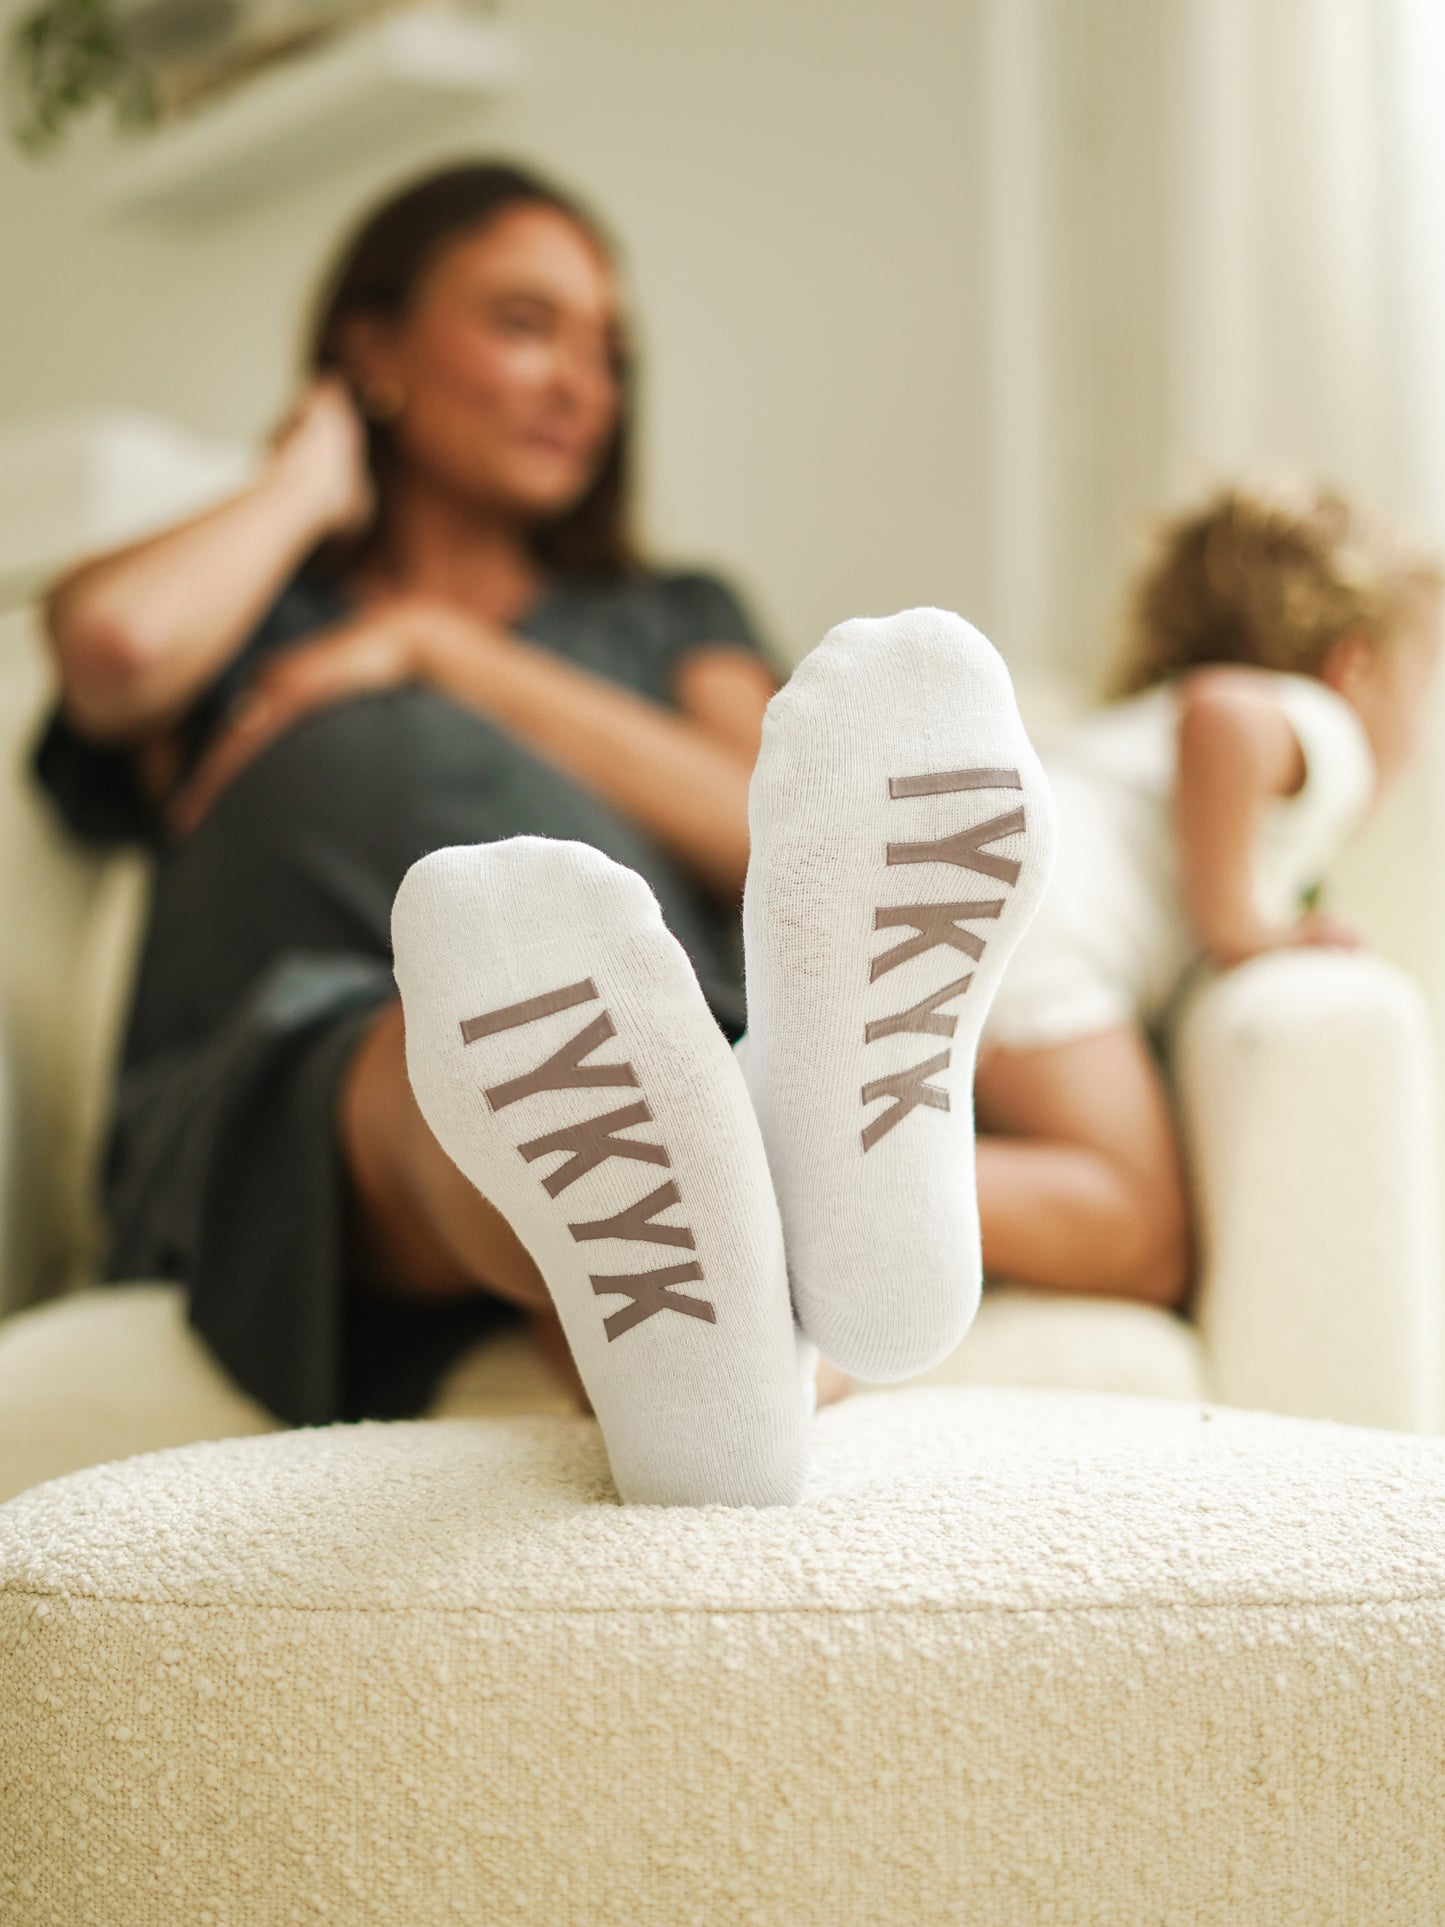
[1110,478,1442,698]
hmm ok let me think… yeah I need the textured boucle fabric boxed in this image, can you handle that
[3,1388,1445,1924]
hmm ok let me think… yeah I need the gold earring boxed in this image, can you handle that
[361,378,407,421]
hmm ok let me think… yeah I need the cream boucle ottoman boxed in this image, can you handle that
[3,1388,1444,1927]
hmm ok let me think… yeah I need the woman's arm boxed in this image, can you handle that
[166,601,778,898]
[419,618,775,898]
[673,644,777,762]
[44,378,370,742]
[1175,669,1357,964]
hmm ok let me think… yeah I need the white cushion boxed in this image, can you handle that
[0,1284,279,1502]
[0,1282,1207,1506]
[0,1283,585,1504]
[909,1284,1208,1400]
[3,1387,1444,1922]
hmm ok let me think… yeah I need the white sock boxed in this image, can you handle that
[741,608,1057,1380]
[392,836,812,1506]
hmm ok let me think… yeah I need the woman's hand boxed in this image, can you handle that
[265,374,376,540]
[45,374,379,745]
[1287,907,1362,952]
[165,595,497,837]
[1207,906,1363,971]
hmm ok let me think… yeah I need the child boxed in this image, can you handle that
[974,478,1443,1308]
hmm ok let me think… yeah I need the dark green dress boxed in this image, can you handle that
[35,563,770,1425]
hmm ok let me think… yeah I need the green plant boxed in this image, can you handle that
[4,0,157,155]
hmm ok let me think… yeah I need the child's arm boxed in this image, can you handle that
[1175,670,1361,967]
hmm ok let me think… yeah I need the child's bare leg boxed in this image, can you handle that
[973,1025,1190,1306]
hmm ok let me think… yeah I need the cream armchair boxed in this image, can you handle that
[0,603,1438,1505]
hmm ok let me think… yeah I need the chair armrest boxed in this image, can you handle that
[0,1012,21,1319]
[0,1285,281,1504]
[1172,949,1440,1431]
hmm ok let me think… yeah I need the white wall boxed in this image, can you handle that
[0,0,996,669]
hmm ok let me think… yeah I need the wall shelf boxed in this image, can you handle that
[94,7,522,219]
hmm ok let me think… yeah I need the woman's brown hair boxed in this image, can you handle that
[1111,478,1441,698]
[305,159,641,581]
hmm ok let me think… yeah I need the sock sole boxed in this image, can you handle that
[392,837,813,1505]
[742,608,1057,1379]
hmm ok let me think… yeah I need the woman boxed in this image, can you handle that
[38,161,791,1427]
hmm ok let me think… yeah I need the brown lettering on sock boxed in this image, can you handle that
[888,767,1022,799]
[865,974,973,1042]
[519,1101,672,1197]
[860,1050,952,1151]
[568,1179,696,1250]
[870,901,1004,981]
[886,808,1026,885]
[485,1012,638,1113]
[460,977,599,1045]
[590,1261,717,1340]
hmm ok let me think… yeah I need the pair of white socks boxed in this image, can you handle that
[391,608,1055,1506]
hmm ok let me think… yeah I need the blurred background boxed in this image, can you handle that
[2,0,1444,1024]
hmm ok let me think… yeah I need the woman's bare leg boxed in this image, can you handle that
[337,1001,599,1405]
[973,1025,1191,1307]
[337,1000,852,1409]
[339,1000,551,1309]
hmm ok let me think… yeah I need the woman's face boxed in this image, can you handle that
[361,203,625,524]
